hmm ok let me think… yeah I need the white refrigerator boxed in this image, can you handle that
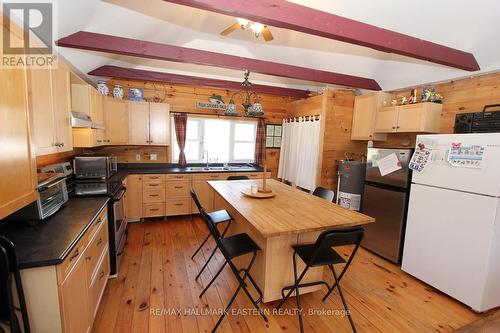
[402,133,500,312]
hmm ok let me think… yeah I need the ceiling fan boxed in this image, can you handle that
[220,18,274,42]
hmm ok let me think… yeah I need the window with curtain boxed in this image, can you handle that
[172,116,257,163]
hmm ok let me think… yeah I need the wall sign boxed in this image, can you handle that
[197,94,227,110]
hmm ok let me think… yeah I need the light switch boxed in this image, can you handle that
[135,154,141,161]
[150,154,157,161]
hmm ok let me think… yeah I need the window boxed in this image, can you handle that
[172,116,257,163]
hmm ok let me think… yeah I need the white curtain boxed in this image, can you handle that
[278,116,321,191]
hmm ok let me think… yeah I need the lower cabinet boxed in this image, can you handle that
[20,207,110,333]
[124,172,268,219]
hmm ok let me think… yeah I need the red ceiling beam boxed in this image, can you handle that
[56,31,381,90]
[164,0,480,72]
[88,65,311,98]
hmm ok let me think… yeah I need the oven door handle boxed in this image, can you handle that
[113,187,126,201]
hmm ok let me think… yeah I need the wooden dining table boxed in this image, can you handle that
[209,179,375,303]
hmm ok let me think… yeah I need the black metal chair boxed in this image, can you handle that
[190,189,232,280]
[0,236,31,333]
[199,207,267,332]
[276,227,364,333]
[226,175,250,180]
[312,187,335,202]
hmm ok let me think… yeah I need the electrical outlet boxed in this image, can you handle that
[135,154,141,161]
[150,154,157,161]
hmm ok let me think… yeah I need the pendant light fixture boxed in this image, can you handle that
[224,70,264,117]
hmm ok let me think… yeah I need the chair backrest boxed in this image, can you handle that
[199,208,234,260]
[312,187,335,202]
[0,245,15,326]
[226,175,249,181]
[309,227,364,265]
[190,188,203,213]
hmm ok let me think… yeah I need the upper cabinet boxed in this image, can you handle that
[351,92,393,141]
[374,102,442,133]
[104,98,129,145]
[71,83,106,148]
[128,101,170,146]
[29,62,73,155]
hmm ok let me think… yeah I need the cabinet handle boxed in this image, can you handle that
[149,184,160,187]
[99,271,105,279]
[397,126,400,129]
[174,203,183,207]
[149,176,160,179]
[174,186,183,189]
[61,143,65,147]
[149,194,159,197]
[392,126,396,129]
[150,208,159,211]
[69,249,79,262]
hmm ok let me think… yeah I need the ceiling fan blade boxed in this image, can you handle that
[220,22,241,36]
[261,26,274,42]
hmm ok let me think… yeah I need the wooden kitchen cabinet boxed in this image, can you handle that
[375,102,442,133]
[29,63,73,155]
[72,85,107,148]
[128,101,170,145]
[0,66,37,220]
[351,92,392,141]
[126,175,143,221]
[149,102,170,145]
[104,98,129,144]
[90,88,104,125]
[128,101,150,145]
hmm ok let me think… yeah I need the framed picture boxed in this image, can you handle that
[129,88,144,101]
[266,124,275,136]
[273,136,282,148]
[265,136,274,148]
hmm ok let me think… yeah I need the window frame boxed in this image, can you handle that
[171,115,257,164]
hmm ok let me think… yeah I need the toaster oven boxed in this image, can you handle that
[74,156,117,179]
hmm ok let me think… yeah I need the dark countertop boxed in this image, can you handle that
[0,197,109,269]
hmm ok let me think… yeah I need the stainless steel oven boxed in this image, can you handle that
[113,187,127,266]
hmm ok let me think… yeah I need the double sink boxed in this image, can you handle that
[186,166,256,172]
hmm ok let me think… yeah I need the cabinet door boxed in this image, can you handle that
[351,94,376,140]
[149,102,170,145]
[59,257,90,333]
[192,181,214,213]
[71,84,90,115]
[30,69,57,155]
[0,67,37,220]
[104,98,128,144]
[52,63,73,152]
[128,101,150,145]
[374,106,398,133]
[90,88,104,125]
[126,175,143,220]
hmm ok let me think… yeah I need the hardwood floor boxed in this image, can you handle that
[93,217,489,333]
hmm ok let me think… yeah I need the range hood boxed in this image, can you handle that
[71,111,105,129]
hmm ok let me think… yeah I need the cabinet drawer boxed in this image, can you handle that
[86,207,108,242]
[166,198,191,216]
[88,249,110,320]
[143,174,165,182]
[245,173,263,179]
[166,174,192,181]
[143,181,165,189]
[143,188,166,203]
[143,203,165,217]
[192,173,227,181]
[166,181,191,198]
[57,235,88,284]
[84,221,108,285]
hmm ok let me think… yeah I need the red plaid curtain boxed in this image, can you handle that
[254,119,265,165]
[174,113,188,165]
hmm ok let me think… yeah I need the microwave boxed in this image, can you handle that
[74,156,117,179]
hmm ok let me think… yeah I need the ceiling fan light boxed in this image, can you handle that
[250,22,264,36]
[236,17,250,28]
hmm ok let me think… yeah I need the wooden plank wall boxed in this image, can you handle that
[285,90,365,190]
[96,79,301,176]
[374,71,500,148]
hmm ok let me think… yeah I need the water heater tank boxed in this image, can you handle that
[337,160,366,211]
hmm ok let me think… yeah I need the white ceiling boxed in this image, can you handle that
[54,0,500,92]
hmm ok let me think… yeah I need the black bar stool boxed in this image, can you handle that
[226,175,249,180]
[199,207,267,333]
[276,227,364,333]
[312,187,335,202]
[0,236,31,333]
[190,189,232,280]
